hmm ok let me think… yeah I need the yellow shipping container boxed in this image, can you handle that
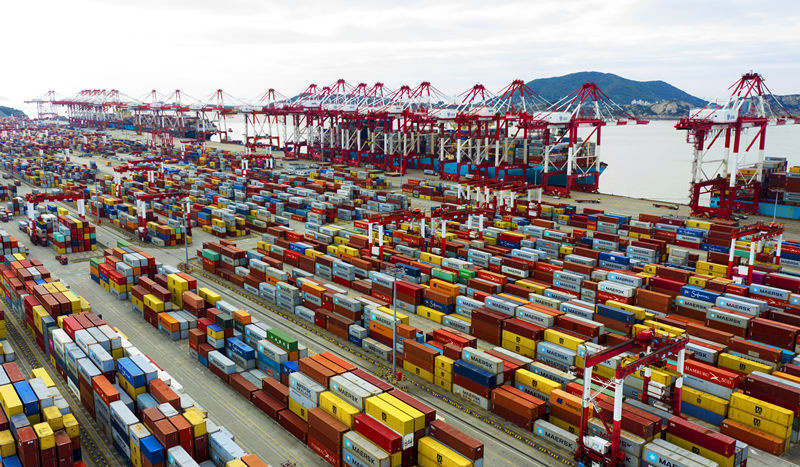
[416,306,445,323]
[0,385,22,416]
[32,368,54,388]
[666,434,734,467]
[728,407,791,439]
[42,406,63,431]
[34,423,55,450]
[288,398,309,422]
[403,360,434,383]
[686,220,712,230]
[544,329,584,351]
[730,393,793,427]
[435,355,454,373]
[378,394,426,432]
[548,416,580,435]
[417,437,472,467]
[0,430,14,458]
[183,408,208,437]
[365,396,414,435]
[682,386,729,416]
[319,391,359,428]
[62,413,79,439]
[420,252,443,266]
[434,367,452,383]
[718,353,774,375]
[515,369,560,395]
[434,375,453,392]
[501,339,535,358]
[515,280,547,295]
[502,330,536,350]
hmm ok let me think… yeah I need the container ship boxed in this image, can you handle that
[708,156,800,219]
[107,116,218,141]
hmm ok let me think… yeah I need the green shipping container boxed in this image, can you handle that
[458,269,476,280]
[202,249,221,261]
[267,328,298,352]
[574,379,615,399]
[215,312,234,329]
[431,268,456,283]
[117,240,130,248]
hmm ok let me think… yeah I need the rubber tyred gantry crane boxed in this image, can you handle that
[113,159,165,197]
[134,190,191,242]
[676,72,800,219]
[25,191,87,244]
[236,154,275,178]
[577,330,688,467]
[725,221,784,283]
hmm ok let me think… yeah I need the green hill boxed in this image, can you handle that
[526,72,706,107]
[0,106,27,119]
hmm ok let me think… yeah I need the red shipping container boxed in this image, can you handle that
[193,433,209,462]
[667,416,736,458]
[353,413,402,454]
[168,415,194,455]
[278,410,308,443]
[307,434,341,467]
[428,420,484,461]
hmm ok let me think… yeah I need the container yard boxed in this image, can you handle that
[2,72,800,467]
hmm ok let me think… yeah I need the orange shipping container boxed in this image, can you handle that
[368,321,394,339]
[233,310,251,325]
[549,389,587,416]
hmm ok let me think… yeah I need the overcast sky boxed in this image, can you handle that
[4,0,799,115]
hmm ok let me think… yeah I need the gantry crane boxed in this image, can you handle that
[113,159,165,197]
[676,72,800,219]
[235,154,275,178]
[577,329,688,467]
[25,191,87,245]
[134,190,191,241]
[458,179,543,217]
[525,82,648,197]
[726,221,784,283]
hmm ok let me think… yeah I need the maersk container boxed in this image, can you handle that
[208,351,235,375]
[73,329,97,355]
[534,419,578,453]
[167,445,196,467]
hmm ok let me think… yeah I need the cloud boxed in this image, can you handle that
[4,0,800,115]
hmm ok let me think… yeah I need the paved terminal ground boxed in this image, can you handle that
[11,159,556,465]
[14,130,800,466]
